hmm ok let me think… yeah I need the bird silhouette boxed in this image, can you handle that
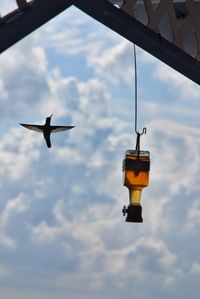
[20,115,75,148]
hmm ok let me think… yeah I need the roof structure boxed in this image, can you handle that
[0,0,200,85]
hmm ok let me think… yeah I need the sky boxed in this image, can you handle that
[0,1,200,299]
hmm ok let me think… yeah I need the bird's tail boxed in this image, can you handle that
[43,134,51,148]
[46,139,51,148]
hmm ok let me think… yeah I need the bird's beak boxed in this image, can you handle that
[50,114,53,118]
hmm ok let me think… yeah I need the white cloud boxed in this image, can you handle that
[186,199,200,230]
[39,76,78,118]
[154,63,200,99]
[138,118,200,234]
[146,119,200,194]
[191,262,200,274]
[30,7,133,86]
[0,44,49,119]
[0,194,29,249]
[0,127,40,181]
[30,199,71,243]
[54,146,84,165]
[88,40,134,85]
[0,80,8,102]
[30,194,180,290]
[0,194,28,227]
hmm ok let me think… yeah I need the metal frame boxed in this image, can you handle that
[0,0,200,85]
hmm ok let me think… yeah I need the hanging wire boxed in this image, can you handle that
[133,44,146,152]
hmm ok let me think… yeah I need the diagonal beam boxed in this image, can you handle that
[74,0,200,85]
[0,0,74,54]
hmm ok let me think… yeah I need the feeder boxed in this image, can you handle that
[122,150,150,222]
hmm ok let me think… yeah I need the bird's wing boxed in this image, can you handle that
[20,124,43,133]
[51,126,75,133]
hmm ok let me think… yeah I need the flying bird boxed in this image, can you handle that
[20,115,75,148]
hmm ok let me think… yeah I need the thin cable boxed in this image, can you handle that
[133,43,138,135]
[133,44,146,152]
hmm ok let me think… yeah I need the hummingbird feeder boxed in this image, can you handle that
[122,44,150,223]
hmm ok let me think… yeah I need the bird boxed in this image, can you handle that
[20,115,75,148]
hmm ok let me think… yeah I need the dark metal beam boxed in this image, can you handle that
[74,0,200,85]
[0,0,74,53]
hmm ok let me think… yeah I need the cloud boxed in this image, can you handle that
[0,127,40,181]
[39,76,79,118]
[30,199,70,243]
[0,80,8,102]
[154,63,200,99]
[30,6,133,86]
[31,198,180,294]
[191,262,200,274]
[146,119,200,194]
[0,194,28,249]
[88,40,134,85]
[186,199,200,230]
[138,118,200,235]
[0,44,49,119]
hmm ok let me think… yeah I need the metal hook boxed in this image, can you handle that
[135,128,147,152]
[136,127,147,136]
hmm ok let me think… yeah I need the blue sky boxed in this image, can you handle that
[0,2,200,299]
